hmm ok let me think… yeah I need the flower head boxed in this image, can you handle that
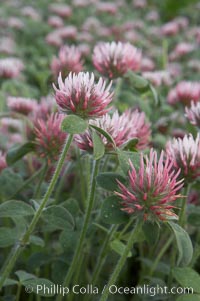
[92,41,141,78]
[75,109,150,151]
[166,134,200,181]
[49,4,72,18]
[167,81,200,106]
[75,110,136,151]
[34,113,67,163]
[123,109,151,150]
[0,37,16,55]
[51,45,83,78]
[0,58,24,78]
[21,6,41,20]
[185,101,200,128]
[96,2,118,15]
[169,42,195,61]
[48,16,64,28]
[53,72,113,119]
[0,152,7,173]
[7,17,24,29]
[115,149,184,222]
[188,190,200,206]
[161,21,179,36]
[142,71,172,87]
[7,96,38,115]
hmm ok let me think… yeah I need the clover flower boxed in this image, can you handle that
[96,2,118,15]
[185,101,200,128]
[167,81,200,106]
[7,17,24,29]
[21,6,41,20]
[45,33,63,47]
[115,149,184,222]
[0,58,24,78]
[34,113,67,163]
[123,109,151,150]
[75,110,136,151]
[49,4,72,18]
[0,37,16,55]
[161,21,179,36]
[92,41,141,78]
[51,46,83,78]
[169,42,195,61]
[0,152,7,173]
[166,134,200,181]
[142,71,172,87]
[75,109,150,151]
[53,72,113,119]
[48,16,64,28]
[7,96,38,115]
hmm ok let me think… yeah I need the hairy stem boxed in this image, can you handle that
[56,159,100,301]
[99,221,142,301]
[0,134,73,289]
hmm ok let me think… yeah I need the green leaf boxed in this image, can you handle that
[61,198,80,216]
[149,84,160,106]
[30,235,45,247]
[61,115,88,134]
[0,200,34,218]
[173,267,200,293]
[51,260,69,284]
[121,138,139,151]
[15,270,36,282]
[0,277,18,287]
[142,222,160,245]
[140,258,170,275]
[117,149,140,175]
[0,169,23,200]
[27,253,52,270]
[96,172,126,191]
[59,229,79,251]
[110,239,132,258]
[101,196,129,224]
[176,295,200,301]
[90,125,116,147]
[124,70,149,91]
[22,278,55,296]
[6,142,35,166]
[0,227,20,247]
[92,130,105,160]
[42,205,74,230]
[168,222,193,266]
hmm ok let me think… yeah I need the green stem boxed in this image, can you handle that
[162,39,168,69]
[167,184,191,294]
[16,283,22,301]
[115,78,123,102]
[149,236,173,277]
[118,217,135,240]
[90,225,117,286]
[179,185,191,227]
[34,162,48,199]
[54,162,73,204]
[70,253,84,301]
[0,134,73,290]
[76,148,86,205]
[99,221,142,301]
[102,154,110,172]
[167,247,176,290]
[56,159,100,301]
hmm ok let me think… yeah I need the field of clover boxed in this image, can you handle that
[0,0,200,301]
